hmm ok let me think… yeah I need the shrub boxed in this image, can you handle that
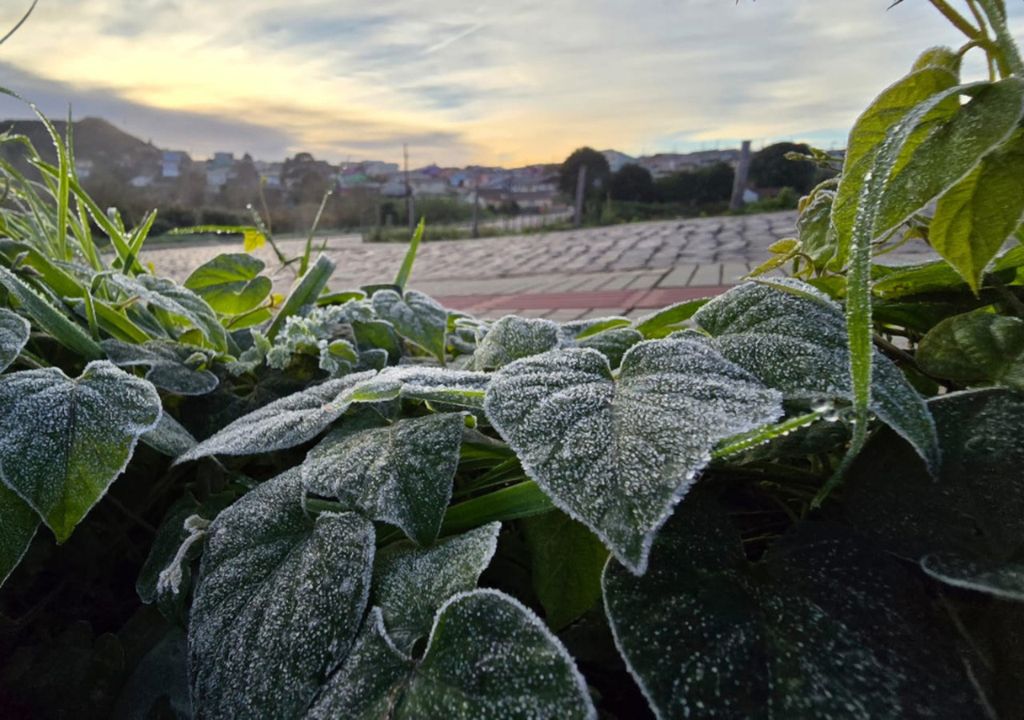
[2,2,1024,718]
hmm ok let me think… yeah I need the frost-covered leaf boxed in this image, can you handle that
[575,326,643,369]
[0,484,38,588]
[102,339,218,395]
[484,340,782,573]
[694,279,939,472]
[372,289,448,362]
[603,492,985,720]
[183,253,272,316]
[0,361,161,542]
[140,412,197,458]
[351,318,403,363]
[349,365,489,408]
[176,370,376,463]
[917,312,1024,391]
[189,472,374,719]
[473,315,562,370]
[309,590,596,719]
[102,273,227,350]
[372,523,500,653]
[302,411,466,545]
[523,510,608,630]
[846,389,1024,602]
[0,307,30,373]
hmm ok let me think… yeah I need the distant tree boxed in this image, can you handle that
[749,142,817,194]
[656,162,734,206]
[610,164,655,202]
[558,147,611,200]
[221,154,260,208]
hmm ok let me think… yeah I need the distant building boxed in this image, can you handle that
[74,159,94,180]
[601,150,636,173]
[161,151,190,179]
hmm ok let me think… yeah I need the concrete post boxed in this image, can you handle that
[730,140,752,212]
[573,165,588,228]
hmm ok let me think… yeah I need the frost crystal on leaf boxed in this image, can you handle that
[603,491,986,720]
[140,412,198,458]
[102,339,218,396]
[302,411,466,546]
[0,361,161,542]
[484,340,783,574]
[175,370,377,463]
[371,523,500,653]
[188,472,374,719]
[348,365,490,408]
[694,279,940,472]
[473,315,563,370]
[0,308,30,373]
[309,589,596,719]
[372,289,448,362]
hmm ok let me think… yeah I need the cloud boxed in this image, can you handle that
[0,0,1020,165]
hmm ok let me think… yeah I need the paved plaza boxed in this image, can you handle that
[145,210,933,319]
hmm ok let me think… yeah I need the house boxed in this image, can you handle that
[161,151,190,179]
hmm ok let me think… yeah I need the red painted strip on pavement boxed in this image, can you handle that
[435,285,732,312]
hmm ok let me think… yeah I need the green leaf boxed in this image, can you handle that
[918,312,1024,390]
[101,339,218,395]
[484,340,782,573]
[633,298,709,339]
[930,129,1024,293]
[183,253,272,316]
[175,371,376,463]
[575,326,643,369]
[352,319,403,363]
[563,316,632,339]
[302,411,466,546]
[0,307,29,372]
[694,280,939,472]
[348,365,489,408]
[102,273,228,351]
[523,510,608,630]
[189,472,374,719]
[473,315,561,370]
[372,523,500,654]
[846,389,1024,602]
[394,216,425,291]
[0,483,38,587]
[873,244,1024,298]
[372,289,448,362]
[308,590,596,719]
[603,492,985,719]
[0,361,161,542]
[0,265,103,360]
[266,254,335,341]
[140,412,197,458]
[795,187,835,268]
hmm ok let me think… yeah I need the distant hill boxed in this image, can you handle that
[0,117,162,181]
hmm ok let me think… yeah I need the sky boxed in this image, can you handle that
[0,0,1022,167]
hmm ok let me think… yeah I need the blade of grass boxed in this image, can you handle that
[299,190,332,277]
[0,0,37,46]
[265,254,335,341]
[394,217,425,291]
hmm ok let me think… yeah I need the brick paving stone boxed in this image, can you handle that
[659,264,697,288]
[689,264,721,287]
[720,262,751,284]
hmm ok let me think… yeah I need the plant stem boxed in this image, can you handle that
[928,0,982,40]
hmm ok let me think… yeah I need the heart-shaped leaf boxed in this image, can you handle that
[0,361,161,542]
[372,290,448,362]
[372,522,500,653]
[183,253,272,316]
[603,492,985,719]
[302,411,466,546]
[103,273,227,350]
[484,339,782,573]
[473,315,562,370]
[694,279,939,472]
[176,370,376,463]
[189,472,374,719]
[102,339,218,395]
[0,308,29,373]
[308,590,596,719]
[0,484,38,587]
[846,388,1024,601]
[917,312,1024,391]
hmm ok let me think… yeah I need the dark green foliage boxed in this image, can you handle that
[749,142,817,193]
[609,163,656,202]
[558,147,611,199]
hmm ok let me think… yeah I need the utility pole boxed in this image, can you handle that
[573,165,587,228]
[471,174,480,239]
[730,140,752,212]
[404,143,415,233]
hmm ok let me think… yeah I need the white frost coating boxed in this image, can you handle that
[484,340,783,574]
[372,289,449,361]
[188,472,375,719]
[921,553,1024,602]
[101,339,218,395]
[349,365,490,407]
[371,522,501,653]
[0,361,162,542]
[310,588,597,719]
[694,279,940,473]
[141,412,198,458]
[175,370,377,463]
[302,411,466,546]
[473,315,563,370]
[0,308,30,373]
